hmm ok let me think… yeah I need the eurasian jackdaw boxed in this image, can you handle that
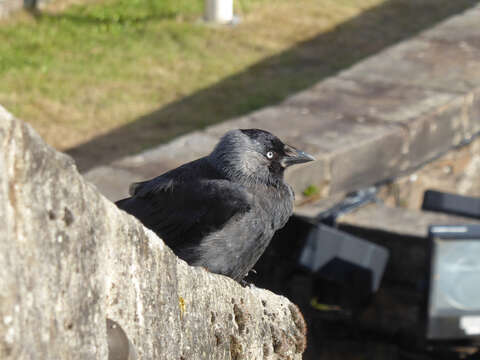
[116,129,314,282]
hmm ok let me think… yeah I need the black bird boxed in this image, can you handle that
[116,129,315,282]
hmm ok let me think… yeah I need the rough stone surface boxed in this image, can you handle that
[419,7,480,46]
[325,124,404,194]
[401,96,469,170]
[459,138,480,195]
[0,105,306,360]
[339,38,480,94]
[467,88,480,137]
[284,77,458,125]
[378,136,480,210]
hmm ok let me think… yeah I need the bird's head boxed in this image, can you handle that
[210,129,315,185]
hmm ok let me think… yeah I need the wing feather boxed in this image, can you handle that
[116,178,251,252]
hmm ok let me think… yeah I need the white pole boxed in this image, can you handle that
[205,0,234,24]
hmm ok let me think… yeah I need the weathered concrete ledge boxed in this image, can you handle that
[338,202,480,239]
[85,4,480,206]
[0,106,306,359]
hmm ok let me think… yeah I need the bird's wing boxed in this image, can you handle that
[127,157,213,197]
[116,177,252,251]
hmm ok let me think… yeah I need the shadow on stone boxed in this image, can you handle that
[107,318,137,360]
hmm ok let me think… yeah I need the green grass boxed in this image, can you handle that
[1,1,198,71]
[0,0,477,170]
[1,0,298,151]
[1,0,208,105]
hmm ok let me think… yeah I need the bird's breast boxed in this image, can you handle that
[252,184,293,231]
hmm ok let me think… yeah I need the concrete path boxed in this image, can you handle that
[85,4,480,207]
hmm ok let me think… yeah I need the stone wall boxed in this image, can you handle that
[0,104,306,359]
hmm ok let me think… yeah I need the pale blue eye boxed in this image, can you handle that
[266,151,274,159]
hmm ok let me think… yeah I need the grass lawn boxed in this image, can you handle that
[0,0,476,170]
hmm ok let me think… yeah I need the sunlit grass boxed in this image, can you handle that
[0,0,386,151]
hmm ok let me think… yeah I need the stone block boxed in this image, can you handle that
[402,97,467,170]
[466,89,480,137]
[321,122,404,194]
[420,5,480,49]
[340,38,480,93]
[285,77,457,125]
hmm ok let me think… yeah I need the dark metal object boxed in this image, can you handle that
[284,188,388,309]
[299,224,388,293]
[425,224,480,340]
[422,190,480,219]
[23,0,37,9]
[299,224,389,308]
[315,187,378,225]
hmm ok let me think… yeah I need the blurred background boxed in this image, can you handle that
[0,0,475,171]
[2,1,480,359]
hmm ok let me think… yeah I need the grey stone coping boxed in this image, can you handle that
[337,202,480,239]
[84,4,480,210]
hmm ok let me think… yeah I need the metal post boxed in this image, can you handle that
[24,0,37,10]
[204,0,233,24]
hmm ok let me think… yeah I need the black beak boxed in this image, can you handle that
[281,144,316,167]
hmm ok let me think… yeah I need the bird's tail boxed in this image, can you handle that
[115,197,131,209]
